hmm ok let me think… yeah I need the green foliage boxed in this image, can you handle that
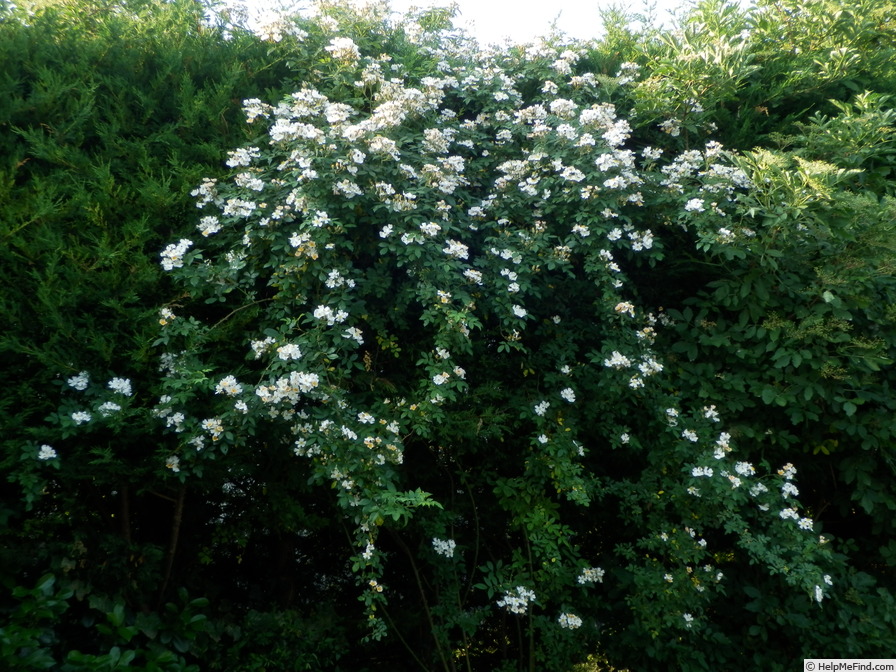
[783,91,896,193]
[0,0,295,416]
[4,0,896,670]
[614,0,896,149]
[0,574,208,671]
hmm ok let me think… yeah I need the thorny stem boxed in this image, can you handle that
[337,517,433,671]
[148,489,177,503]
[157,484,186,610]
[381,604,432,672]
[390,529,452,672]
[525,532,535,672]
[209,297,273,332]
[454,565,474,672]
[460,469,481,606]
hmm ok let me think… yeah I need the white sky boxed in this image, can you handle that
[237,0,699,44]
[385,0,693,43]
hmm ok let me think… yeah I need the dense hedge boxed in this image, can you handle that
[0,0,318,668]
[3,0,896,670]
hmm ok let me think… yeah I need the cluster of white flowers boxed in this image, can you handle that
[226,145,261,168]
[277,343,303,360]
[38,444,57,460]
[159,307,177,326]
[325,36,360,63]
[561,165,586,182]
[242,98,270,123]
[778,463,797,480]
[71,411,91,425]
[324,268,355,289]
[735,461,755,476]
[108,377,133,396]
[255,371,320,404]
[215,375,243,396]
[659,119,681,137]
[604,351,631,369]
[714,432,732,459]
[343,327,364,344]
[778,506,814,530]
[201,418,224,441]
[67,371,89,390]
[684,197,706,212]
[313,305,349,325]
[463,268,483,285]
[628,229,654,251]
[616,61,641,85]
[98,401,121,417]
[703,405,719,421]
[419,221,441,237]
[578,567,605,584]
[432,372,451,385]
[442,239,469,259]
[432,538,456,557]
[660,150,703,191]
[558,612,583,629]
[160,239,192,271]
[250,337,276,359]
[222,198,256,218]
[234,172,265,192]
[614,301,635,317]
[190,178,220,207]
[497,586,536,615]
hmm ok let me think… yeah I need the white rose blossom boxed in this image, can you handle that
[38,445,57,460]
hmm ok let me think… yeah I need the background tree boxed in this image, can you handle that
[0,0,340,668]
